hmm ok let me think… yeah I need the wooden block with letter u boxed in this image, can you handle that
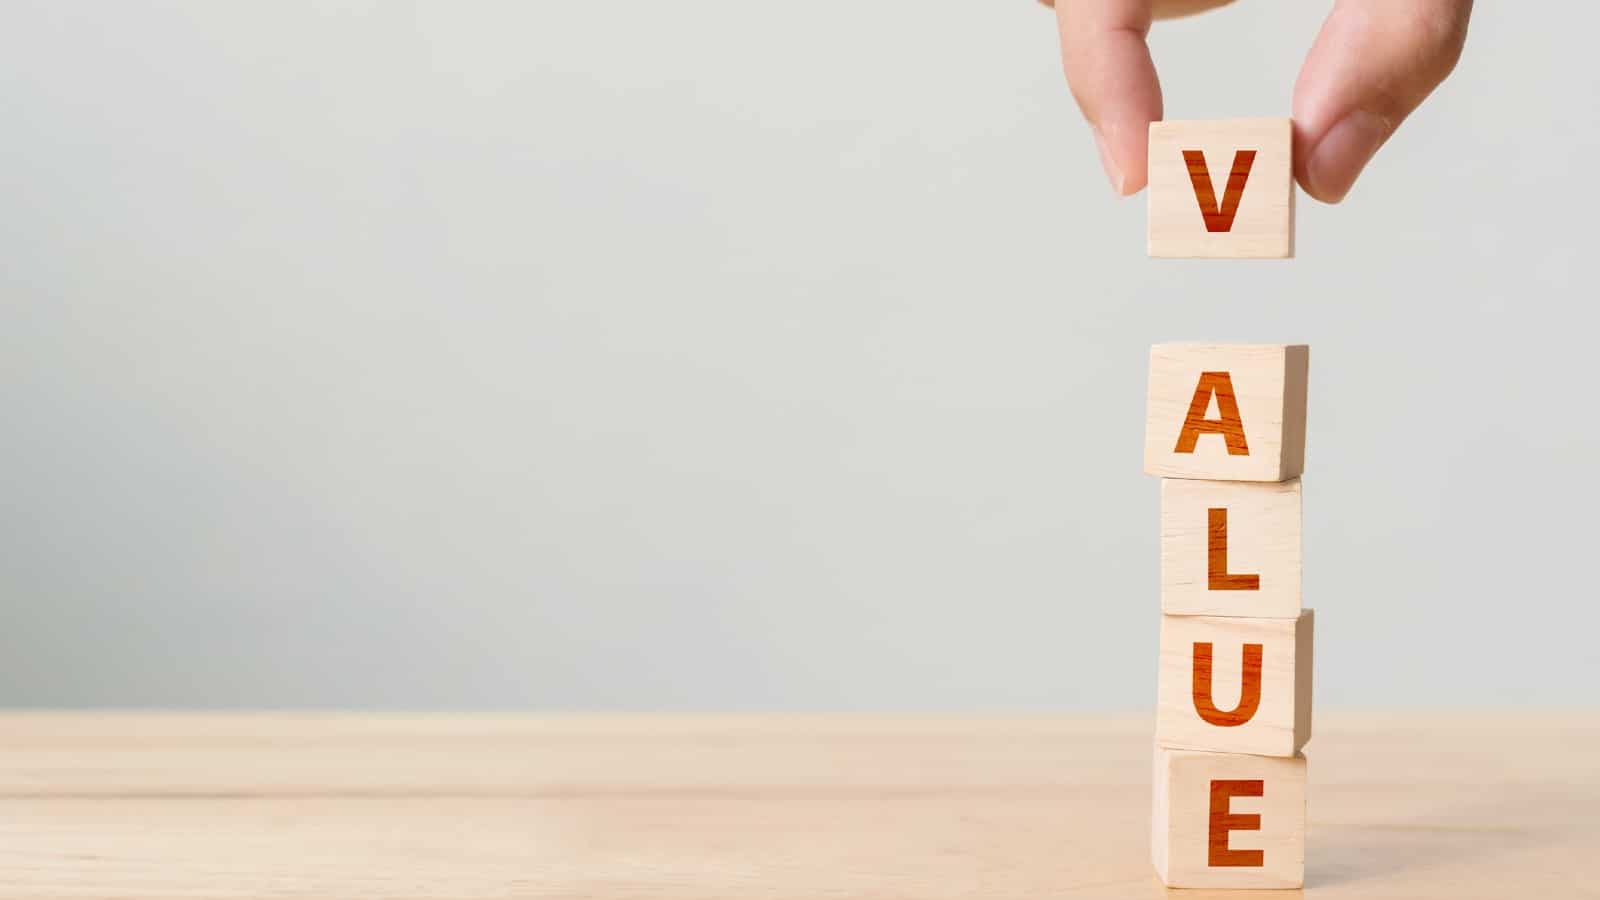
[1156,609,1314,757]
[1152,746,1307,888]
[1148,118,1294,259]
[1144,343,1309,483]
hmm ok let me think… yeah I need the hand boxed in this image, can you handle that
[1047,0,1472,203]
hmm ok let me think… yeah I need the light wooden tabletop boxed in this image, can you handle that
[0,712,1595,898]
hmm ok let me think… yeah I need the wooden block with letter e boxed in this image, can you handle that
[1144,343,1309,482]
[1162,477,1302,618]
[1152,745,1307,888]
[1148,118,1294,258]
[1156,610,1313,757]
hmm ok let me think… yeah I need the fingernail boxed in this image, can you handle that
[1304,110,1391,203]
[1093,126,1127,195]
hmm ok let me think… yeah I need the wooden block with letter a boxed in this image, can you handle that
[1156,610,1313,758]
[1152,745,1307,888]
[1148,118,1294,258]
[1162,477,1302,618]
[1144,343,1308,482]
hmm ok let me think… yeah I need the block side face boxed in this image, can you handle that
[1162,749,1307,889]
[1280,345,1310,479]
[1287,171,1297,258]
[1144,344,1294,482]
[1157,614,1304,757]
[1160,478,1303,618]
[1294,608,1315,752]
[1147,119,1293,260]
[1151,745,1173,881]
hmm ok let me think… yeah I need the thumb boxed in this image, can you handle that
[1054,0,1162,195]
[1292,0,1472,203]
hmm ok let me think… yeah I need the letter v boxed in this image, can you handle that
[1182,150,1256,233]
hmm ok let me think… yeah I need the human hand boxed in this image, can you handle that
[1046,0,1472,202]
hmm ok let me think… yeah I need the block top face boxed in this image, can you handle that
[1144,343,1308,482]
[1148,118,1294,259]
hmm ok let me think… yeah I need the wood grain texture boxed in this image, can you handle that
[1162,477,1303,617]
[1148,118,1294,258]
[1153,746,1307,889]
[1145,343,1309,482]
[1158,610,1314,757]
[0,712,1597,898]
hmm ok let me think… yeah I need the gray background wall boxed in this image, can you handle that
[2,1,1594,710]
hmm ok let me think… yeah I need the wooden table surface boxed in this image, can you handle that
[0,712,1596,898]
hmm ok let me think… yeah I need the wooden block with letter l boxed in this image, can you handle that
[1156,610,1313,757]
[1148,118,1294,259]
[1162,477,1302,618]
[1152,745,1307,889]
[1144,343,1309,482]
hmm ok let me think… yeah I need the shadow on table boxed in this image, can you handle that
[1143,790,1557,897]
[1301,781,1564,890]
[1305,819,1529,888]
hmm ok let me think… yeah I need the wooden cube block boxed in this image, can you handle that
[1148,118,1294,259]
[1143,343,1308,482]
[1156,610,1313,757]
[1161,478,1301,618]
[1152,745,1307,889]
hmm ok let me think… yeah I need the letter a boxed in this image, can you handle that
[1192,642,1262,727]
[1174,372,1249,456]
[1184,150,1256,233]
[1208,779,1265,867]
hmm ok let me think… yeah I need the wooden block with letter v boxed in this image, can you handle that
[1162,477,1302,618]
[1144,343,1308,483]
[1152,745,1307,889]
[1148,118,1294,259]
[1156,610,1313,757]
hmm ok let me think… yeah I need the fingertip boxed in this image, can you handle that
[1094,120,1151,195]
[1297,109,1391,204]
[1092,127,1128,195]
[1116,125,1152,195]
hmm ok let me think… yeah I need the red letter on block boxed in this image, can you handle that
[1192,642,1263,727]
[1174,372,1249,456]
[1184,150,1256,232]
[1208,779,1265,867]
[1208,508,1260,591]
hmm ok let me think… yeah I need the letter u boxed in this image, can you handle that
[1191,642,1263,726]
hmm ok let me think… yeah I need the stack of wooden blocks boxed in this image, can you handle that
[1142,119,1311,890]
